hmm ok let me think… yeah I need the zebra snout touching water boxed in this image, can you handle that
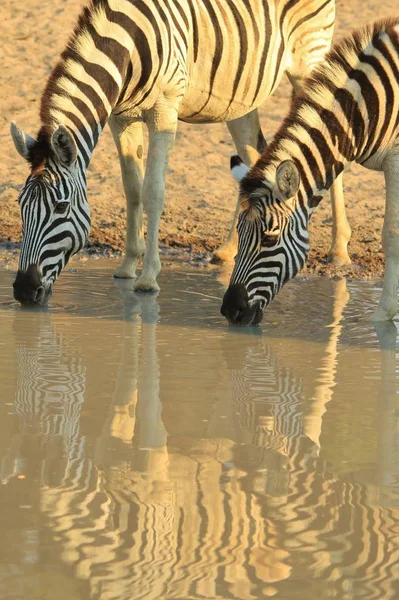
[220,283,264,327]
[10,0,341,306]
[222,18,399,326]
[13,265,45,306]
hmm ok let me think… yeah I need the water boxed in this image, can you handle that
[0,259,398,600]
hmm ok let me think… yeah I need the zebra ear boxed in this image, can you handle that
[275,160,300,200]
[230,154,250,183]
[51,125,77,167]
[10,121,36,160]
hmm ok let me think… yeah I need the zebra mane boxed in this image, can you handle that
[245,17,399,194]
[33,0,110,169]
[40,0,109,121]
[28,127,54,172]
[308,17,399,93]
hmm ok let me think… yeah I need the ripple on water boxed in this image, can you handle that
[11,262,388,390]
[0,259,396,349]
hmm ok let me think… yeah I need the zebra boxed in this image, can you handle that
[221,18,399,326]
[9,0,347,306]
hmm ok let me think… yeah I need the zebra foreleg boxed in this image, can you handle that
[327,173,352,266]
[134,109,177,292]
[109,116,146,279]
[212,110,266,264]
[372,156,399,321]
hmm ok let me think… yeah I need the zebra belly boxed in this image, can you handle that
[178,99,257,124]
[177,84,273,124]
[359,137,399,171]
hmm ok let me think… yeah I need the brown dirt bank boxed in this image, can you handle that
[1,0,396,282]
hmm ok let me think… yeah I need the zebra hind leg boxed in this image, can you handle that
[133,109,178,292]
[372,156,399,321]
[327,172,352,266]
[212,109,266,264]
[109,116,146,279]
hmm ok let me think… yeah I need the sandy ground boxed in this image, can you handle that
[1,0,398,279]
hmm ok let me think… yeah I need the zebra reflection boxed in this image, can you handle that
[1,311,88,488]
[2,281,398,599]
[211,284,399,599]
[211,280,350,498]
[374,322,399,507]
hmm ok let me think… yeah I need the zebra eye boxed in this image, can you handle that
[54,201,69,214]
[261,230,280,247]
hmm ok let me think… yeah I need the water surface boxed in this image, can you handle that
[0,260,398,600]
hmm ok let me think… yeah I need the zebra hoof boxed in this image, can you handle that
[133,276,160,293]
[113,262,137,279]
[326,252,351,267]
[371,307,396,322]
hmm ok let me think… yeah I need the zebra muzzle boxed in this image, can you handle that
[221,284,264,326]
[13,265,48,306]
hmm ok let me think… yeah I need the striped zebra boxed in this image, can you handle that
[221,18,399,326]
[9,0,345,306]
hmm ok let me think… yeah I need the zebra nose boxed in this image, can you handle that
[13,265,45,306]
[221,283,251,325]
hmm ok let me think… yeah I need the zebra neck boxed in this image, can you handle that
[301,153,346,213]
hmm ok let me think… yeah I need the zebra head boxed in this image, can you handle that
[221,156,310,326]
[10,122,90,306]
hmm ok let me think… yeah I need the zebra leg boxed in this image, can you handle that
[212,109,266,264]
[372,157,399,321]
[109,115,146,279]
[327,173,352,266]
[134,109,177,292]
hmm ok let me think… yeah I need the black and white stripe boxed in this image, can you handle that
[11,0,336,302]
[224,19,399,323]
[17,158,89,289]
[231,179,308,308]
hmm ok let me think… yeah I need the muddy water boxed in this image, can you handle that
[0,260,398,600]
